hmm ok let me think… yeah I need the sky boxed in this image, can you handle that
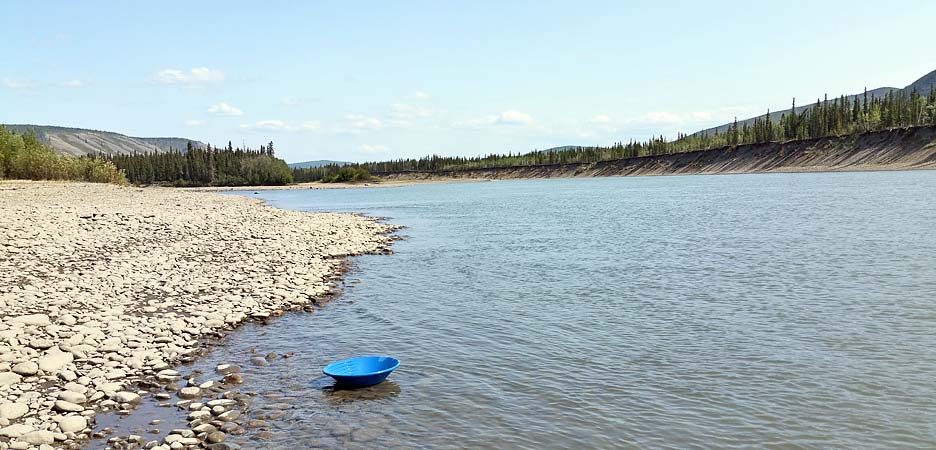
[2,1,935,163]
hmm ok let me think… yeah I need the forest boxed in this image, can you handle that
[294,87,936,181]
[0,126,126,184]
[103,141,293,186]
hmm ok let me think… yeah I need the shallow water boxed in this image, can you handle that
[117,172,936,449]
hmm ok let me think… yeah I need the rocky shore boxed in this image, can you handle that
[0,182,396,449]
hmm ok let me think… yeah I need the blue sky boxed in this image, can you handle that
[2,1,934,163]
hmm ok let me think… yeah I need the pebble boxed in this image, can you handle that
[0,403,29,420]
[11,361,39,376]
[113,391,141,404]
[58,415,88,433]
[21,430,54,445]
[206,431,226,443]
[57,391,87,404]
[215,364,240,375]
[53,400,84,412]
[178,387,201,399]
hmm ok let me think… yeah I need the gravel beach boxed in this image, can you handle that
[0,182,395,449]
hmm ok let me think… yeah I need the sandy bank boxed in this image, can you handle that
[0,181,395,449]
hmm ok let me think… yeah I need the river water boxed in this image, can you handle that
[129,172,936,449]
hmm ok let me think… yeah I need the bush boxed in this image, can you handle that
[0,126,127,184]
[321,166,373,183]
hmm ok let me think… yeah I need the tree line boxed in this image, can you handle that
[0,126,126,184]
[102,141,293,186]
[294,87,936,180]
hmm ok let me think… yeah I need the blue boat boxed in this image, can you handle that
[323,356,400,387]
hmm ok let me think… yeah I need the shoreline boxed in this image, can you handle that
[186,126,936,192]
[189,178,485,192]
[0,181,397,449]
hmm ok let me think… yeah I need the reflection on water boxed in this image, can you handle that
[323,380,402,403]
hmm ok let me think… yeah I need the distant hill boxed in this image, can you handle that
[2,124,205,157]
[692,69,936,137]
[288,160,348,168]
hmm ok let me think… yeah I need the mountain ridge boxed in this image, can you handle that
[2,124,206,157]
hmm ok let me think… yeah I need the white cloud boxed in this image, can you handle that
[410,91,430,99]
[61,80,84,88]
[2,78,36,89]
[590,114,612,124]
[239,120,288,131]
[238,119,322,133]
[207,102,244,116]
[360,144,389,154]
[153,67,225,85]
[299,120,321,132]
[184,119,206,127]
[335,114,382,133]
[498,110,533,125]
[454,109,534,128]
[390,103,434,120]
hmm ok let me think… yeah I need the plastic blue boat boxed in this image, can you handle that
[323,356,400,387]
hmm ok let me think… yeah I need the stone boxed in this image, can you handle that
[0,424,34,438]
[178,387,200,399]
[58,391,87,404]
[58,315,77,326]
[29,338,54,350]
[0,372,21,386]
[10,314,51,326]
[54,400,84,412]
[105,368,127,379]
[192,424,216,433]
[38,352,74,372]
[156,369,180,381]
[0,403,29,420]
[217,410,240,422]
[187,411,211,421]
[98,382,122,393]
[12,361,39,376]
[58,415,88,433]
[22,430,55,445]
[206,431,226,443]
[112,391,141,404]
[215,364,240,375]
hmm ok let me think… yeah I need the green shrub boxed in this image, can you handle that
[0,126,127,184]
